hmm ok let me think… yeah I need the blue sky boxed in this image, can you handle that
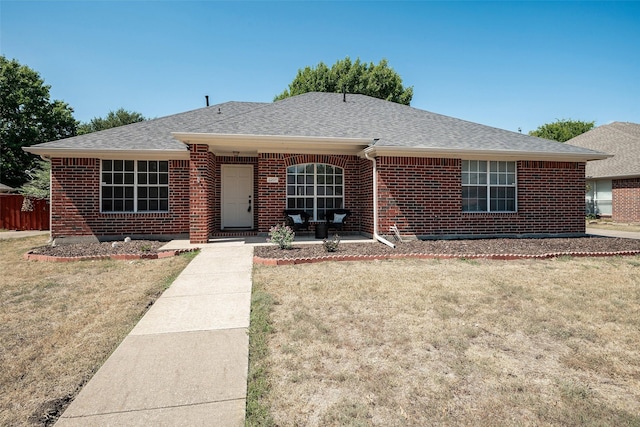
[2,1,639,134]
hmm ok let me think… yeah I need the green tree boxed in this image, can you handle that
[275,57,413,105]
[0,56,76,187]
[528,119,595,142]
[18,159,50,199]
[78,108,146,135]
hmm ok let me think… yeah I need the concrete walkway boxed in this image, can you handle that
[55,241,253,427]
[586,227,640,240]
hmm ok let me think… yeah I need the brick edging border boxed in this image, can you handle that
[24,248,200,262]
[253,250,640,266]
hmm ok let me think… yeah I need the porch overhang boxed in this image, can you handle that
[171,132,373,156]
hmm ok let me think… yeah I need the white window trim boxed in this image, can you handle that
[586,179,612,216]
[286,163,345,221]
[462,160,518,213]
[100,160,170,213]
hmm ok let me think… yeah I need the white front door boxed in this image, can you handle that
[221,165,253,229]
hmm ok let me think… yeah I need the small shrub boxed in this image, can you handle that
[267,223,295,249]
[323,234,341,252]
[140,244,152,252]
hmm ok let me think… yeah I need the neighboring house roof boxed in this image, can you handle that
[25,92,607,162]
[566,122,640,179]
[0,183,15,193]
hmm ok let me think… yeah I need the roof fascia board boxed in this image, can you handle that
[360,146,611,162]
[23,147,189,160]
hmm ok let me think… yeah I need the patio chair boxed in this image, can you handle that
[326,209,351,232]
[283,210,311,231]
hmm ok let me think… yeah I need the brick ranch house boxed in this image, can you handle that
[566,122,640,222]
[24,92,608,244]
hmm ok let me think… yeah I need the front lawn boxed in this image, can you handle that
[0,236,195,426]
[249,256,640,426]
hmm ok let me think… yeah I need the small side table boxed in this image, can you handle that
[315,222,328,239]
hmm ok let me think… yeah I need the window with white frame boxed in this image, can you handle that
[101,160,169,212]
[286,163,344,220]
[462,160,516,212]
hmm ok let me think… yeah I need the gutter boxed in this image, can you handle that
[22,147,189,160]
[363,145,611,162]
[364,145,396,249]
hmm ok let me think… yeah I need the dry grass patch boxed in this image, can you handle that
[0,236,195,426]
[251,256,640,426]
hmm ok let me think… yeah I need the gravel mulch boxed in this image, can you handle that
[28,237,640,260]
[30,240,168,257]
[254,237,640,260]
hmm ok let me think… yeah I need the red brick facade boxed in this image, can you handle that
[375,158,586,236]
[613,178,640,223]
[50,158,189,238]
[49,152,588,243]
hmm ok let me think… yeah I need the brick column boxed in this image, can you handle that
[189,144,213,243]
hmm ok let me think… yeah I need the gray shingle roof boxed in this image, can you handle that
[28,101,266,151]
[566,122,640,178]
[27,92,606,159]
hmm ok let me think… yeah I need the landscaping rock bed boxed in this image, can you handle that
[26,240,197,262]
[25,236,640,263]
[254,236,640,264]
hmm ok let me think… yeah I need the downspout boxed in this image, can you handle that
[364,148,396,249]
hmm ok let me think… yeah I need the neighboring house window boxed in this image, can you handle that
[462,160,516,212]
[101,160,169,212]
[585,179,612,216]
[286,163,344,220]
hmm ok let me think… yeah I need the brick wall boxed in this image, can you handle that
[359,158,374,234]
[50,158,189,238]
[189,145,214,243]
[257,153,361,232]
[613,178,640,222]
[50,153,589,241]
[376,157,586,236]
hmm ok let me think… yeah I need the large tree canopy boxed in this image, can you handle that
[78,108,146,135]
[274,57,413,105]
[528,119,595,143]
[0,56,76,186]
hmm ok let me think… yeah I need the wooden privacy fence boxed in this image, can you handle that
[0,194,50,231]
